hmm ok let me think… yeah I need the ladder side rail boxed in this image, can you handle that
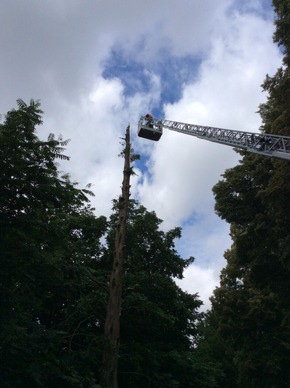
[157,119,290,160]
[138,117,290,160]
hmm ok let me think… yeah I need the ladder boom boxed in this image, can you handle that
[138,116,290,161]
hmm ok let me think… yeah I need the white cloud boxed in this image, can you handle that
[133,2,282,303]
[175,265,218,312]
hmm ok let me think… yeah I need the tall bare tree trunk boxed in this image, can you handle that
[101,125,131,388]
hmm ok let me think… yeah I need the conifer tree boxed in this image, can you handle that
[199,2,290,387]
[0,99,107,387]
[104,201,205,387]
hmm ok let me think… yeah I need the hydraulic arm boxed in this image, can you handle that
[138,116,290,161]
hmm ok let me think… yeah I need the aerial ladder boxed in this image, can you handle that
[138,115,290,161]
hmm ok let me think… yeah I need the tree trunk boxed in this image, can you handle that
[101,125,131,388]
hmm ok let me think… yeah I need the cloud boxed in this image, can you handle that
[133,2,282,303]
[135,2,281,239]
[175,265,218,312]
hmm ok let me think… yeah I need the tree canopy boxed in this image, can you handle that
[0,99,205,387]
[196,1,290,387]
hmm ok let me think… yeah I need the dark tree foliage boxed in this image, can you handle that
[103,201,208,388]
[0,100,208,387]
[197,2,290,387]
[0,99,108,387]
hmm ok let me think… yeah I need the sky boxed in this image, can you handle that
[0,0,282,311]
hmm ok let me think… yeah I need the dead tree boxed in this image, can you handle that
[101,125,132,388]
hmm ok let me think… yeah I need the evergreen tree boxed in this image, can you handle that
[0,100,210,387]
[0,99,107,387]
[198,2,290,387]
[104,201,208,387]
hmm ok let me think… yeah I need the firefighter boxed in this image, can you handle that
[145,113,153,128]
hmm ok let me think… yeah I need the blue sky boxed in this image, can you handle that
[0,0,282,310]
[103,48,201,113]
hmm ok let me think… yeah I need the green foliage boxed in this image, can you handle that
[198,2,290,386]
[272,0,290,66]
[0,99,108,387]
[0,100,207,387]
[206,152,290,386]
[104,201,204,387]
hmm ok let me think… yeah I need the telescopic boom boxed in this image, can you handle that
[138,116,290,161]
